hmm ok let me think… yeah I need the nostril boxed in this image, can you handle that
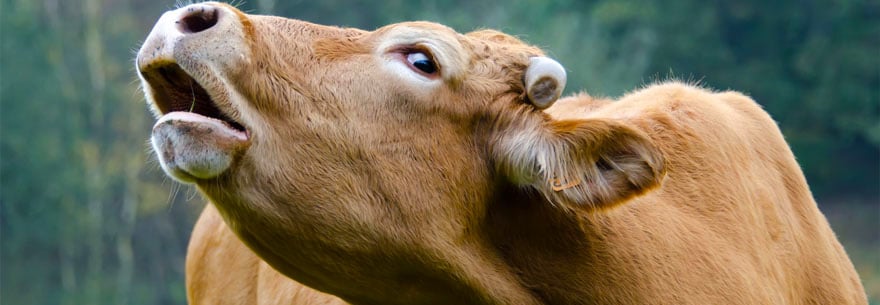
[178,6,219,34]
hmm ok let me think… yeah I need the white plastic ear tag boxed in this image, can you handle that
[524,57,566,109]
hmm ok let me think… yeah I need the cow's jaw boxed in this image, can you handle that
[136,2,252,183]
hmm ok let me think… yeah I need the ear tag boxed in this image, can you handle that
[549,177,581,191]
[525,57,567,109]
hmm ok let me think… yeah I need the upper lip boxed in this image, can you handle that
[139,62,247,132]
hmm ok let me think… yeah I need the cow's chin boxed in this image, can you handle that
[151,111,250,184]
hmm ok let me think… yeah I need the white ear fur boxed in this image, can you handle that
[524,57,567,109]
[492,117,666,211]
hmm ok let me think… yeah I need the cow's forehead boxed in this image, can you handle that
[371,21,541,55]
[248,15,545,91]
[375,21,460,37]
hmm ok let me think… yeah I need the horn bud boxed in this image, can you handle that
[525,57,567,109]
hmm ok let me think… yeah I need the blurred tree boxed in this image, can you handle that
[2,0,199,304]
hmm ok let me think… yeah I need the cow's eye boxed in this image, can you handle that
[406,52,437,75]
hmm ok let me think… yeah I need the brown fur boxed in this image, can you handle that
[140,3,867,304]
[187,204,347,304]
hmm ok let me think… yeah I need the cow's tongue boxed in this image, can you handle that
[151,111,250,183]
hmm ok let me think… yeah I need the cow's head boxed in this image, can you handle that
[137,2,664,303]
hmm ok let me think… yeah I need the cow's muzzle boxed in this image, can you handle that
[137,2,252,183]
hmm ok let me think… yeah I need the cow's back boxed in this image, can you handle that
[523,82,867,304]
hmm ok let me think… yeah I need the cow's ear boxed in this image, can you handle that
[492,117,666,211]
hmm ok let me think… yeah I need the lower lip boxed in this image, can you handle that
[156,111,249,141]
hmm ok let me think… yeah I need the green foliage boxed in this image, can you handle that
[1,0,876,304]
[1,0,198,304]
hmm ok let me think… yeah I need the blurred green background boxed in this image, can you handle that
[1,0,877,304]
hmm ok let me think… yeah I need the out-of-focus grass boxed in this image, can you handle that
[822,200,880,304]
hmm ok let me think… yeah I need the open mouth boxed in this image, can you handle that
[140,63,246,132]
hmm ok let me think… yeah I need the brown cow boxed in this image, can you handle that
[137,2,868,304]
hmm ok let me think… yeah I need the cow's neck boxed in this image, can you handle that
[200,163,549,305]
[483,184,593,303]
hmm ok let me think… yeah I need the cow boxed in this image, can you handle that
[137,2,868,304]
